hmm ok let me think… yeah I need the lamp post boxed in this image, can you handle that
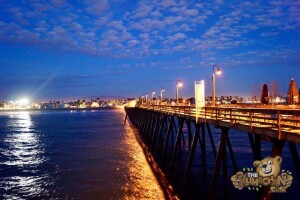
[160,87,165,104]
[176,80,183,104]
[141,96,144,104]
[212,64,222,106]
[151,91,155,104]
[145,93,148,104]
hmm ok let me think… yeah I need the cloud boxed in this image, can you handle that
[28,1,53,14]
[71,22,82,31]
[60,15,77,23]
[178,24,192,31]
[51,0,68,8]
[94,17,109,26]
[130,3,152,19]
[167,33,186,42]
[84,0,109,15]
[101,30,119,44]
[8,8,30,26]
[108,20,125,31]
[151,10,162,17]
[120,31,132,41]
[184,9,199,16]
[0,0,298,60]
[159,0,177,8]
[139,33,149,40]
[130,18,165,31]
[163,16,183,25]
[127,39,140,47]
[268,7,283,17]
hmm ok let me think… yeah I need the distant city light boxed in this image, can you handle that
[19,98,30,106]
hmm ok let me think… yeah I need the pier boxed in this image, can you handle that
[125,104,300,200]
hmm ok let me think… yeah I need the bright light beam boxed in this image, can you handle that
[19,98,29,106]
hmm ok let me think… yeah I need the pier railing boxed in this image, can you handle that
[137,104,300,141]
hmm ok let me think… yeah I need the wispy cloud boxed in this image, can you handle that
[84,0,109,15]
[0,0,298,61]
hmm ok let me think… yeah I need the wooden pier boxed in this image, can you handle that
[125,104,300,200]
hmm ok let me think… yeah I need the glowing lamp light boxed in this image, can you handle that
[212,64,222,107]
[216,67,222,75]
[19,98,29,106]
[177,82,183,87]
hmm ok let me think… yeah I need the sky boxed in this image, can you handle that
[0,0,299,101]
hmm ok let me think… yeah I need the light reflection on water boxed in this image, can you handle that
[121,120,165,200]
[0,112,51,199]
[0,110,165,199]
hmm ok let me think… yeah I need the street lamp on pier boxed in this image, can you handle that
[212,64,222,106]
[176,80,183,104]
[160,87,165,104]
[151,91,155,103]
[141,96,144,104]
[145,93,148,104]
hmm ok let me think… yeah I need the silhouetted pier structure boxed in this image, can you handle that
[125,104,300,200]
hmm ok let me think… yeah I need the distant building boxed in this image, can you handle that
[91,102,100,108]
[42,103,54,109]
[79,101,86,108]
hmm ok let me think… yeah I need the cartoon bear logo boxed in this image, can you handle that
[253,156,282,177]
[231,156,293,192]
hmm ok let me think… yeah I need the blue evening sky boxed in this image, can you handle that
[0,0,299,101]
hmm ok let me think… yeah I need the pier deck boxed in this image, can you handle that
[125,104,300,200]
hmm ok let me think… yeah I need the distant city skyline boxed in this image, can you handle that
[0,0,299,101]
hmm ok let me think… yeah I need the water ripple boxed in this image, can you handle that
[0,112,52,199]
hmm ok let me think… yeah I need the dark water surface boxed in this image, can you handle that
[0,110,164,200]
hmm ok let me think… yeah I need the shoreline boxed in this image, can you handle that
[128,120,180,200]
[0,107,122,112]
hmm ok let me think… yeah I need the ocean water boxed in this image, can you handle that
[0,110,164,200]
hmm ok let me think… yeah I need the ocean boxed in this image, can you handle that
[0,110,164,200]
[0,109,299,200]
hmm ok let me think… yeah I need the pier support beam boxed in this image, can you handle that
[154,114,167,150]
[248,133,261,160]
[201,123,207,177]
[289,142,300,180]
[124,113,127,123]
[182,123,201,195]
[186,119,193,151]
[145,111,156,143]
[208,127,229,200]
[149,113,160,146]
[226,133,238,173]
[206,123,217,157]
[169,118,184,172]
[161,116,174,163]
